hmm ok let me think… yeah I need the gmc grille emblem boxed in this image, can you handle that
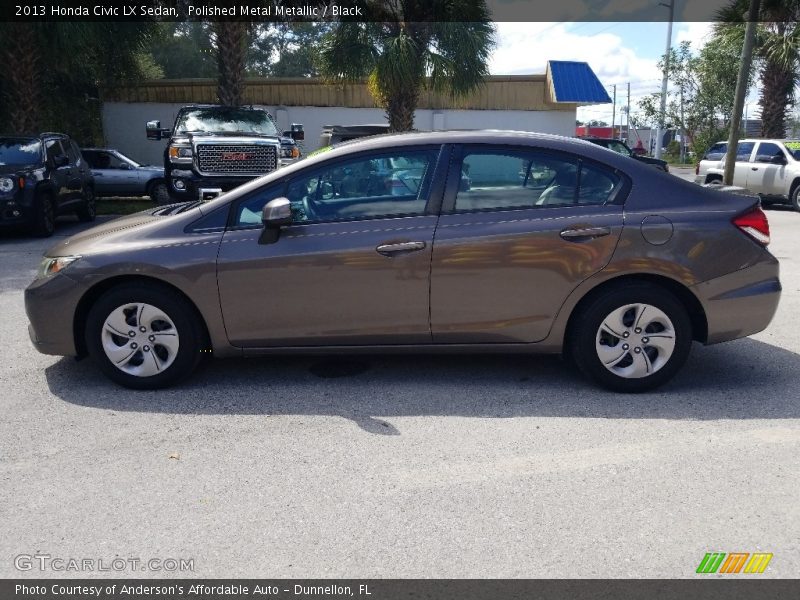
[221,152,249,161]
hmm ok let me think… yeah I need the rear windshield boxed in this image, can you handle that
[0,138,42,165]
[783,141,800,161]
[704,142,727,161]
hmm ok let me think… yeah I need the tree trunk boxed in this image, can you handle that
[385,85,420,132]
[2,24,42,132]
[758,58,794,138]
[214,22,248,106]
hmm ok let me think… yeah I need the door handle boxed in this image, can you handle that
[751,167,758,171]
[559,227,611,240]
[376,241,426,256]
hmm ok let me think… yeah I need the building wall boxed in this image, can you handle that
[102,102,577,166]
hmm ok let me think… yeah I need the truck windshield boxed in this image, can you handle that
[784,141,800,161]
[173,108,279,135]
[0,139,42,165]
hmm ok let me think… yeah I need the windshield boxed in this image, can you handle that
[0,139,42,166]
[173,108,279,135]
[606,140,631,156]
[783,141,800,161]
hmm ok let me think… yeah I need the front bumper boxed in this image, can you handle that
[691,253,781,344]
[0,189,34,227]
[169,159,298,199]
[25,272,87,356]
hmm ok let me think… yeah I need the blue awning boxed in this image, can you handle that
[546,61,611,105]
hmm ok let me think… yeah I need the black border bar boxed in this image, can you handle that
[3,579,800,600]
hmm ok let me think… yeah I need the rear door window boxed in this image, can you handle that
[736,142,755,162]
[704,143,727,161]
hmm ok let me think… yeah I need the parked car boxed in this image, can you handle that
[580,137,669,172]
[81,148,168,203]
[145,105,304,201]
[0,133,95,237]
[25,131,780,392]
[695,139,800,211]
[319,124,390,149]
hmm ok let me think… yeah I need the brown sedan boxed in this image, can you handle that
[25,131,781,392]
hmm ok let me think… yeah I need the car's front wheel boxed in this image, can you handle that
[790,182,800,212]
[31,191,55,237]
[569,284,692,393]
[85,283,205,389]
[76,186,96,222]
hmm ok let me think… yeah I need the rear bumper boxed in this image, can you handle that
[691,253,781,344]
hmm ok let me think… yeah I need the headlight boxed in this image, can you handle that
[0,177,13,193]
[280,146,300,159]
[168,145,193,160]
[37,256,80,279]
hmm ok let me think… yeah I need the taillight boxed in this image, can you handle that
[732,206,770,246]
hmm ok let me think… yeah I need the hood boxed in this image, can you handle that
[0,164,37,175]
[181,132,294,145]
[45,203,199,257]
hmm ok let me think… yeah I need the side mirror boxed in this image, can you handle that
[118,162,132,170]
[259,197,292,244]
[146,120,171,141]
[53,154,69,168]
[284,123,304,141]
[770,154,787,165]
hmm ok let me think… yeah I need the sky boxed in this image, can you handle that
[488,21,763,127]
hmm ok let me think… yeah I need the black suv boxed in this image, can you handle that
[580,137,669,172]
[0,133,96,237]
[145,105,304,201]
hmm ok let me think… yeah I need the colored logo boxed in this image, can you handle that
[696,552,773,574]
[221,152,249,161]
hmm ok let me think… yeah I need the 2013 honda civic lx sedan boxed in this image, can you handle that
[25,131,781,392]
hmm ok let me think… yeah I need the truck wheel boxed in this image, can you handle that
[31,191,55,237]
[149,180,170,205]
[791,183,800,212]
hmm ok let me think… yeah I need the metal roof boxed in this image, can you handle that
[547,61,612,105]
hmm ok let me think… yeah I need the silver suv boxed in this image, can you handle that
[695,139,800,210]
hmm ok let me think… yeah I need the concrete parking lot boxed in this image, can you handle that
[1,206,798,579]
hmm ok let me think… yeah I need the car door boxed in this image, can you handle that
[429,145,625,343]
[216,145,448,347]
[44,139,71,208]
[746,142,788,195]
[729,141,755,188]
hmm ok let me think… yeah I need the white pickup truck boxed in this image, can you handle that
[695,139,800,211]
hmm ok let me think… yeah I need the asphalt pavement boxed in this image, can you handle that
[0,207,798,579]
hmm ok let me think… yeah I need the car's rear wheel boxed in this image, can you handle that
[76,186,96,222]
[569,284,692,393]
[85,283,205,389]
[31,191,55,237]
[148,180,170,205]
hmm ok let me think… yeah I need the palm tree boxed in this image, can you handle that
[717,0,800,138]
[319,1,495,132]
[0,22,155,136]
[213,21,249,106]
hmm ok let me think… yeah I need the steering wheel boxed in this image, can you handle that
[301,193,320,221]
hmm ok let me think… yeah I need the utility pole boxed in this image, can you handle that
[679,87,685,163]
[627,82,631,143]
[655,0,675,159]
[723,0,760,185]
[611,84,617,138]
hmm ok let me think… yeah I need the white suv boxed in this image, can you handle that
[695,139,800,210]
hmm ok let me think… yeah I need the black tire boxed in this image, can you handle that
[791,182,800,212]
[76,186,96,222]
[85,282,205,389]
[31,191,56,237]
[148,180,170,205]
[568,283,692,393]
